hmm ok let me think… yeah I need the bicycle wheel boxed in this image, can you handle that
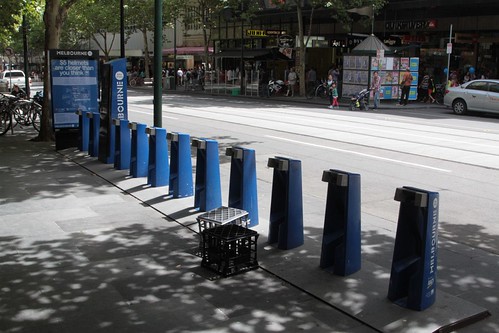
[0,109,12,135]
[31,102,42,132]
[129,78,137,87]
[316,85,328,99]
[13,104,31,126]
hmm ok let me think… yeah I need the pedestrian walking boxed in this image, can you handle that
[370,71,381,109]
[400,68,413,106]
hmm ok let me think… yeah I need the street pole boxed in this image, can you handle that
[240,18,244,95]
[239,1,245,95]
[446,24,452,87]
[153,0,163,128]
[173,18,177,90]
[22,15,30,97]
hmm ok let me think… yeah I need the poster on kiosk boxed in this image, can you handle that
[49,49,99,150]
[98,58,128,164]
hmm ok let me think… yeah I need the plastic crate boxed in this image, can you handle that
[201,224,259,277]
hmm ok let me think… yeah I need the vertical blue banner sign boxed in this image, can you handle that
[49,50,99,129]
[109,58,128,120]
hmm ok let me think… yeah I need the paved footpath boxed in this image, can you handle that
[0,123,490,332]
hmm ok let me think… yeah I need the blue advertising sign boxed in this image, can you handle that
[49,50,99,129]
[108,58,128,120]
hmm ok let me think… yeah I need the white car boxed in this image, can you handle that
[444,79,499,115]
[0,70,30,92]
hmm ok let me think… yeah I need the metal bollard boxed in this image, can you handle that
[86,111,100,157]
[128,122,149,178]
[192,138,222,211]
[267,156,303,250]
[226,147,259,227]
[75,109,89,152]
[319,169,361,276]
[168,132,193,198]
[146,127,169,187]
[113,119,131,170]
[387,186,439,311]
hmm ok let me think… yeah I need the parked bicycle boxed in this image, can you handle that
[0,93,41,136]
[128,75,144,87]
[434,83,446,104]
[306,80,329,100]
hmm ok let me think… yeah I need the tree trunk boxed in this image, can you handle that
[38,0,74,142]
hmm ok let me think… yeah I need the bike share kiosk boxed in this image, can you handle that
[192,138,222,211]
[319,170,361,276]
[225,147,259,227]
[168,132,193,198]
[98,58,128,164]
[75,109,90,151]
[87,112,100,157]
[388,186,439,311]
[267,156,304,250]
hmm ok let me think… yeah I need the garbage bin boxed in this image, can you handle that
[231,88,240,96]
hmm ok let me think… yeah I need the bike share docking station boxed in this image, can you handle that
[128,122,149,178]
[225,147,259,228]
[145,127,169,187]
[168,132,193,198]
[75,110,90,152]
[320,169,361,276]
[112,119,131,170]
[86,112,100,157]
[388,186,439,311]
[267,156,304,250]
[192,138,222,212]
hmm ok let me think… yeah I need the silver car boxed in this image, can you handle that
[444,79,499,115]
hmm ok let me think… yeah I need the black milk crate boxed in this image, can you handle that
[201,224,259,277]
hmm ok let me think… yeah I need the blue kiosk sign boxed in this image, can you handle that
[49,49,99,129]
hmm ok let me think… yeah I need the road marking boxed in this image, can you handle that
[130,109,178,120]
[266,135,452,173]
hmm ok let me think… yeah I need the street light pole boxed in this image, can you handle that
[239,2,244,95]
[240,16,244,95]
[153,0,163,127]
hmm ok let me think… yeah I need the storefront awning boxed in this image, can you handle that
[162,47,213,55]
[214,48,291,61]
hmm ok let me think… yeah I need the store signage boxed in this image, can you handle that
[246,29,266,37]
[266,30,286,36]
[385,19,437,31]
[246,29,287,37]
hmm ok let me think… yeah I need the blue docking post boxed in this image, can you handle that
[319,170,361,276]
[267,157,304,250]
[87,112,100,157]
[168,132,193,198]
[129,122,149,178]
[192,138,222,211]
[387,186,439,311]
[226,147,259,227]
[113,119,131,170]
[146,127,169,187]
[76,110,89,152]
